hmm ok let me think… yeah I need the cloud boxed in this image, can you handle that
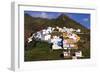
[40,12,48,18]
[83,18,89,22]
[29,12,48,18]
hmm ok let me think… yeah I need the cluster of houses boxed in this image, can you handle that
[27,26,83,59]
[28,26,80,49]
[63,50,83,59]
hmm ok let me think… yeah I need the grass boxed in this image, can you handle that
[24,40,90,61]
[24,41,64,61]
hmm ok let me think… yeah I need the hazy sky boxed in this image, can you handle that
[24,11,90,29]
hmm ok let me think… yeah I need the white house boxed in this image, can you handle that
[44,34,51,41]
[75,51,82,57]
[69,28,74,32]
[76,29,81,33]
[35,31,42,39]
[52,27,55,31]
[63,51,69,56]
[51,36,62,50]
[58,28,63,32]
[28,36,33,43]
[47,27,52,33]
[42,29,46,35]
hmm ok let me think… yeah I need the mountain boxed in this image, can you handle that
[24,13,90,37]
[56,14,90,32]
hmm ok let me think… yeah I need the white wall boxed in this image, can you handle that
[0,0,100,73]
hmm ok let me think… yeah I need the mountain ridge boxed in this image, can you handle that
[24,13,90,36]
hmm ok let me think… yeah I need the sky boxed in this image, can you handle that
[24,11,90,29]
